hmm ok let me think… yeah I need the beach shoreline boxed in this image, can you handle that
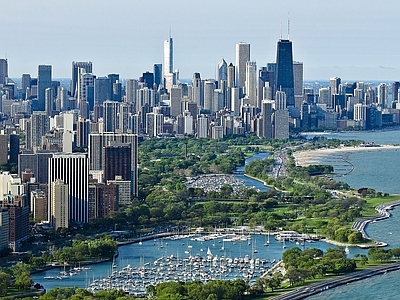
[293,144,400,167]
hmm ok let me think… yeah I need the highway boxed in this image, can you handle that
[272,263,400,300]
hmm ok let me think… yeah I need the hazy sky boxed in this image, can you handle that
[3,0,400,81]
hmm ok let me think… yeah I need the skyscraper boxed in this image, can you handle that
[235,42,250,90]
[37,65,52,111]
[103,100,120,132]
[94,77,110,106]
[163,37,173,77]
[153,64,162,87]
[275,39,294,107]
[103,143,132,182]
[71,61,92,98]
[0,59,7,85]
[218,59,228,84]
[377,83,388,108]
[245,61,257,107]
[88,133,138,196]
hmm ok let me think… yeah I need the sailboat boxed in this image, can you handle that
[345,246,350,255]
[139,234,142,245]
[220,240,225,251]
[282,238,286,249]
[253,239,258,253]
[264,230,270,246]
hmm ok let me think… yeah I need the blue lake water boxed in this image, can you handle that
[32,130,400,296]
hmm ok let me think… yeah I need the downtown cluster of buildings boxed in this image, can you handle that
[0,34,399,251]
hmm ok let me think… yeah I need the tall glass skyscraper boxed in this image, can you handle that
[275,39,294,107]
[37,65,52,111]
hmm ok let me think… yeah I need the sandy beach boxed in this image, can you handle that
[293,144,400,167]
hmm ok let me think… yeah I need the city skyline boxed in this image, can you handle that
[2,0,400,81]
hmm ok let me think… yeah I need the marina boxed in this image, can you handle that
[32,232,365,295]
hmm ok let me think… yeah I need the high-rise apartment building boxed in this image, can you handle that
[377,83,388,108]
[88,133,138,196]
[103,100,120,132]
[153,64,162,87]
[103,144,131,182]
[235,42,250,90]
[50,179,69,230]
[71,61,92,98]
[275,39,294,107]
[37,65,52,111]
[30,111,50,150]
[48,153,89,223]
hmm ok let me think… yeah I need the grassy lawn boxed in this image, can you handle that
[362,195,400,216]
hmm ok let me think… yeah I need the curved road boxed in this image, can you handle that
[272,263,400,300]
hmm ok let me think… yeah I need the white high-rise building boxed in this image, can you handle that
[48,153,89,223]
[235,42,250,90]
[163,37,173,76]
[318,87,331,107]
[245,61,257,107]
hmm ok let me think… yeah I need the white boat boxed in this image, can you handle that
[264,230,270,246]
[345,246,350,255]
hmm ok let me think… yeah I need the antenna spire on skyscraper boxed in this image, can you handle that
[287,12,290,40]
[280,21,282,40]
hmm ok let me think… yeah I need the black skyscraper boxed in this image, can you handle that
[275,39,294,107]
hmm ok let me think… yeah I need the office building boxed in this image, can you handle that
[261,100,274,138]
[48,153,89,223]
[293,61,303,96]
[274,109,289,139]
[126,79,138,107]
[218,59,228,84]
[235,42,250,90]
[245,61,257,107]
[71,61,92,98]
[153,64,162,87]
[37,65,52,111]
[163,36,173,77]
[94,77,110,106]
[50,179,69,230]
[192,73,203,107]
[203,80,216,112]
[170,85,182,117]
[0,59,7,85]
[275,39,294,107]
